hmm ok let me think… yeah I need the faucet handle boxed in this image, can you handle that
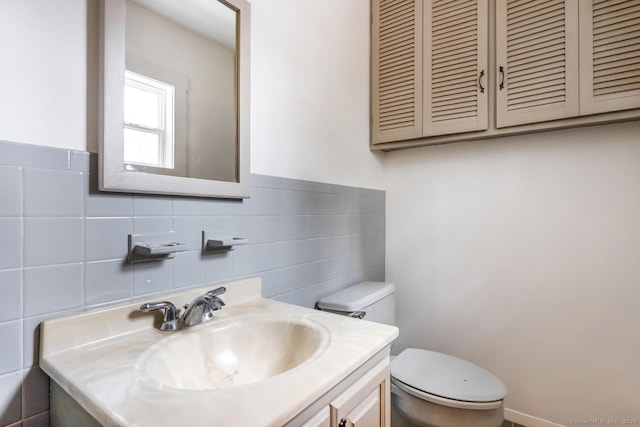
[139,301,181,331]
[204,287,226,310]
[204,287,226,298]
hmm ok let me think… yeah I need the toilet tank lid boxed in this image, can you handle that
[316,281,395,312]
[391,349,507,403]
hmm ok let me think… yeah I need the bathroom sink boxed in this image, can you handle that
[136,317,329,390]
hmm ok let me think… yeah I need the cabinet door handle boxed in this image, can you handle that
[338,418,347,427]
[478,69,485,93]
[499,66,505,90]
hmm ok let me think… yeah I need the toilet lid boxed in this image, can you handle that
[316,282,395,312]
[391,349,507,403]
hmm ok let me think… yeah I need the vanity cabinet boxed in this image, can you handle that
[301,408,331,427]
[330,359,390,427]
[371,0,640,149]
[296,358,390,427]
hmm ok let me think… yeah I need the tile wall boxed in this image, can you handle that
[0,140,385,426]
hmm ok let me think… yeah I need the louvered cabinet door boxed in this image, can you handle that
[496,0,580,128]
[423,0,488,136]
[579,0,640,115]
[371,0,423,144]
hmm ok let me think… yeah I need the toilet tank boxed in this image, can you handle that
[316,281,396,326]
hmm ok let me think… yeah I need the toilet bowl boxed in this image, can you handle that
[316,282,507,427]
[390,348,506,427]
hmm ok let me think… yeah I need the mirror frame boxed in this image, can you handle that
[98,0,250,198]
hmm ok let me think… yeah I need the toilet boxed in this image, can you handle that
[316,281,507,427]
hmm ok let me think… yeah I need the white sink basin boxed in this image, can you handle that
[136,317,329,390]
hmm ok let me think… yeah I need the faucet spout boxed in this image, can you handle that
[181,287,227,328]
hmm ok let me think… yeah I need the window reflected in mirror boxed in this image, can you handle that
[124,70,175,169]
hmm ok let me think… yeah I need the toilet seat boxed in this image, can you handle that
[391,377,502,410]
[391,348,507,410]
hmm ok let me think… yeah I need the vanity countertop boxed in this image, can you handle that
[40,277,398,427]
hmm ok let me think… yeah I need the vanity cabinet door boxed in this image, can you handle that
[330,360,390,427]
[335,388,381,427]
[495,0,580,127]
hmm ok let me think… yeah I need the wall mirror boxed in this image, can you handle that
[99,0,250,198]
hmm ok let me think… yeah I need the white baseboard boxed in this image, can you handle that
[505,408,566,427]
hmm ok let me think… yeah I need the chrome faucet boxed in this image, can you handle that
[182,288,226,327]
[140,287,226,331]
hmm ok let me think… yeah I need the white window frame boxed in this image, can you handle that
[124,70,175,169]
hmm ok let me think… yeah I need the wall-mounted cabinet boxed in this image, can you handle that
[579,0,640,115]
[424,0,488,136]
[371,0,640,150]
[371,0,423,142]
[495,0,580,127]
[371,0,487,141]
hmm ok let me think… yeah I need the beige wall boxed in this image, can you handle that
[384,121,640,425]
